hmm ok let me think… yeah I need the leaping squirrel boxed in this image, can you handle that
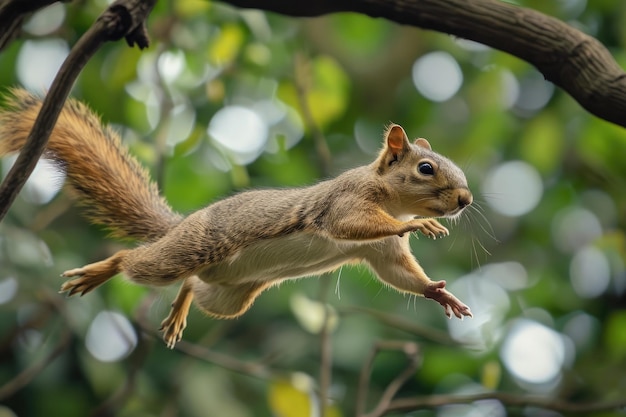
[0,89,473,348]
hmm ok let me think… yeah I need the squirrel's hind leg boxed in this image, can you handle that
[159,277,272,348]
[60,249,131,296]
[192,277,272,318]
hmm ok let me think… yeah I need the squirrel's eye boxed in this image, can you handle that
[418,162,434,175]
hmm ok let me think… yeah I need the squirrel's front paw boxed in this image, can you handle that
[424,280,472,319]
[409,219,449,239]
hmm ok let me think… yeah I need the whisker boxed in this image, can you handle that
[411,196,434,206]
[470,234,482,269]
[447,231,460,251]
[469,205,498,242]
[473,234,492,257]
[479,192,504,200]
[335,267,343,300]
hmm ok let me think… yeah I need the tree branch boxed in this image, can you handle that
[171,339,275,380]
[0,0,63,51]
[355,340,421,417]
[353,339,626,417]
[0,0,157,223]
[317,275,334,417]
[220,0,626,129]
[0,331,71,400]
[385,392,626,415]
[293,52,332,177]
[340,305,461,346]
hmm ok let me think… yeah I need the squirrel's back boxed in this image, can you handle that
[0,89,182,241]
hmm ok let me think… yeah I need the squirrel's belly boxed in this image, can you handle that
[198,233,362,285]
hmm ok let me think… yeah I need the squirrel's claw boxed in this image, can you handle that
[60,272,100,297]
[60,280,96,297]
[160,311,187,349]
[410,219,450,239]
[160,283,194,349]
[59,256,122,297]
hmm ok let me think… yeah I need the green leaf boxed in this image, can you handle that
[278,55,350,129]
[175,0,211,18]
[289,293,339,334]
[268,376,342,417]
[518,112,564,175]
[268,377,314,417]
[208,24,245,65]
[604,310,626,359]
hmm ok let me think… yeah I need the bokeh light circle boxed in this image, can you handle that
[570,245,610,298]
[208,105,268,165]
[86,311,137,362]
[482,161,543,217]
[412,51,463,102]
[500,319,565,385]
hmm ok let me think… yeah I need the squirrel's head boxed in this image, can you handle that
[376,124,472,219]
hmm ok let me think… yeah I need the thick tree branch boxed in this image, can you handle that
[0,0,63,50]
[220,0,626,129]
[0,0,157,222]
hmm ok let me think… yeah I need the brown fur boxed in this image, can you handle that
[0,91,474,348]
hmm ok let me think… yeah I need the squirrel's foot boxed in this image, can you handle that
[160,280,194,349]
[409,219,449,239]
[59,251,127,296]
[60,267,114,296]
[160,308,187,349]
[424,280,472,319]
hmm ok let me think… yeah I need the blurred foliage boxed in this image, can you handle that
[0,0,626,416]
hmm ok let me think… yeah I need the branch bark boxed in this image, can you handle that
[0,0,157,222]
[220,0,626,129]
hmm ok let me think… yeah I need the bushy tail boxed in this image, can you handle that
[0,88,183,241]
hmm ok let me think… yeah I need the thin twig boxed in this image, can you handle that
[0,319,72,400]
[89,330,153,417]
[151,42,175,188]
[0,0,158,223]
[365,342,420,417]
[87,296,156,417]
[318,274,334,417]
[385,392,626,415]
[355,340,421,417]
[293,52,332,176]
[355,342,379,417]
[135,316,275,380]
[173,339,274,380]
[340,305,462,346]
[0,301,54,354]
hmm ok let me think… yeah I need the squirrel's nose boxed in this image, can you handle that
[457,191,473,209]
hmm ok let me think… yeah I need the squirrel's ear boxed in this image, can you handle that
[414,138,432,150]
[385,124,410,156]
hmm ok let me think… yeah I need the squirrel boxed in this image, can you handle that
[0,89,473,348]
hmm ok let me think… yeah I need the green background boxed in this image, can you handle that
[0,0,625,416]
